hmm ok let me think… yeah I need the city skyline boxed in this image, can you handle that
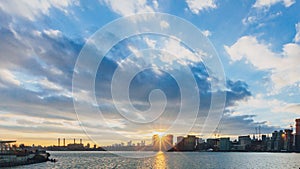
[6,117,298,154]
[6,118,299,148]
[0,0,300,146]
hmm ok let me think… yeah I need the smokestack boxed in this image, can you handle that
[58,138,60,147]
[63,138,65,147]
[74,138,76,144]
[80,139,82,144]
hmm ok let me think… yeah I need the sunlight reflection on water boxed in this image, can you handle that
[154,151,166,169]
[12,151,300,169]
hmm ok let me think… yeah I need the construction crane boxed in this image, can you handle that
[258,125,261,141]
[214,127,220,139]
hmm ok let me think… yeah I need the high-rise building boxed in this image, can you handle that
[175,135,197,151]
[295,119,300,151]
[177,136,184,144]
[283,129,293,151]
[152,134,160,151]
[273,130,284,151]
[184,135,196,151]
[127,140,132,147]
[141,140,146,147]
[161,135,173,151]
[176,136,184,150]
[238,135,251,150]
[219,137,230,151]
[86,143,90,149]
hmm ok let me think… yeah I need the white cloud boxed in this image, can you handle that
[238,95,283,111]
[271,102,300,115]
[253,0,296,8]
[242,16,257,25]
[186,0,217,14]
[144,37,156,48]
[231,94,299,127]
[225,36,300,91]
[100,0,155,16]
[43,29,62,38]
[242,11,282,26]
[105,119,126,129]
[294,23,300,43]
[201,30,212,37]
[39,78,63,91]
[160,20,169,29]
[283,104,300,115]
[0,69,21,86]
[32,30,42,37]
[153,0,159,9]
[160,38,203,65]
[8,23,21,40]
[127,45,140,57]
[0,0,74,21]
[49,67,63,75]
[224,36,280,69]
[139,36,206,66]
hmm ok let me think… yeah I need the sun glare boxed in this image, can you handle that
[153,131,165,138]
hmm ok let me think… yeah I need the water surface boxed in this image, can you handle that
[11,151,300,169]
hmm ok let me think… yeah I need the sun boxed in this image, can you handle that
[153,131,165,138]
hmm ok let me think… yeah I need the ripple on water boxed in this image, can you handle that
[11,151,300,169]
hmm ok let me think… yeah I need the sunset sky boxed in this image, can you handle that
[0,0,300,146]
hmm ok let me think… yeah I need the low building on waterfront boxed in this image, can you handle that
[206,138,219,151]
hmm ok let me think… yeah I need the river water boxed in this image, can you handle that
[11,151,300,169]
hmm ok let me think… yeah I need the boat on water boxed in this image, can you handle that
[0,140,50,167]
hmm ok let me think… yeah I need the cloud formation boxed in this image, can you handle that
[0,0,298,145]
[294,22,300,43]
[99,0,157,16]
[253,0,296,8]
[225,35,300,91]
[186,0,217,14]
[0,0,76,21]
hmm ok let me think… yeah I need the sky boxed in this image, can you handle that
[0,0,299,146]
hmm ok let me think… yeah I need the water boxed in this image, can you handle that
[10,151,300,169]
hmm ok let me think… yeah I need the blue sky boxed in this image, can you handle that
[0,0,299,146]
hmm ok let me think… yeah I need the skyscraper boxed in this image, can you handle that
[152,134,160,151]
[283,129,293,151]
[219,137,230,151]
[295,119,300,151]
[161,135,173,151]
[152,134,174,151]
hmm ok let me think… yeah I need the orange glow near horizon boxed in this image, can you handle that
[1,139,56,147]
